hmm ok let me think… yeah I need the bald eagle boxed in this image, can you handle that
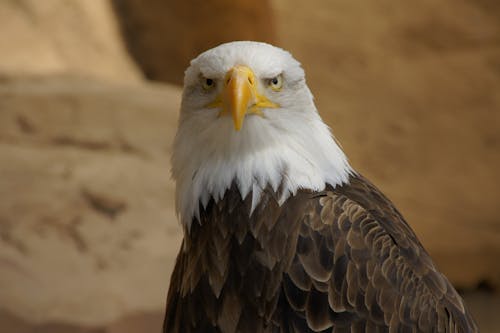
[163,41,477,333]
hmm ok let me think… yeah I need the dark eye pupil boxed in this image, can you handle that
[271,78,278,85]
[206,79,213,86]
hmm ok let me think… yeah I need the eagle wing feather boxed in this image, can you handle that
[283,175,478,332]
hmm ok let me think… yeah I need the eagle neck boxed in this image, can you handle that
[172,112,353,231]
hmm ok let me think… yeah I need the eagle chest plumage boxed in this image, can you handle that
[165,182,309,333]
[163,176,477,333]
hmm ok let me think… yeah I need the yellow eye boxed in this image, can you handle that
[202,77,216,90]
[268,74,283,91]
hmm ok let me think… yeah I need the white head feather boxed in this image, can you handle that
[172,41,352,229]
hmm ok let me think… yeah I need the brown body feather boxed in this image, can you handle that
[163,174,478,332]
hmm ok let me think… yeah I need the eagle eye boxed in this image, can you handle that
[201,77,216,91]
[267,74,283,91]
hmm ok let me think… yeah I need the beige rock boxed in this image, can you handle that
[0,0,141,82]
[0,76,181,328]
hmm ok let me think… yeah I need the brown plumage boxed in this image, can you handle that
[163,174,478,333]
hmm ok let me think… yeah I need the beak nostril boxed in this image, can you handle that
[226,78,231,85]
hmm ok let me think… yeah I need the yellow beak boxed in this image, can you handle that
[207,65,279,131]
[224,66,255,131]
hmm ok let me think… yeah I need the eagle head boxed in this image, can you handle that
[172,41,352,228]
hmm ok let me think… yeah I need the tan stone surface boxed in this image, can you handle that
[0,76,182,328]
[0,0,141,82]
[272,0,500,289]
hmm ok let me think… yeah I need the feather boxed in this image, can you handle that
[305,287,334,330]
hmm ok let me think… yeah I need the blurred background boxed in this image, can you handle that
[0,0,499,332]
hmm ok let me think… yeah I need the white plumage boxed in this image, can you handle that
[171,41,352,228]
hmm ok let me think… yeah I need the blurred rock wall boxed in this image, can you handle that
[0,0,141,81]
[0,77,182,332]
